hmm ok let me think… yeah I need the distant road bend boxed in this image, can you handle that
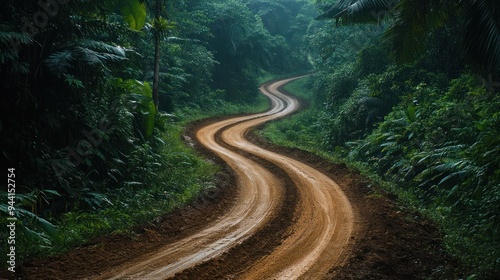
[100,76,356,279]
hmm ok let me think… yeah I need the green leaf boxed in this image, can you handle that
[118,0,147,31]
[43,189,61,197]
[142,80,152,98]
[15,208,59,238]
[406,105,417,123]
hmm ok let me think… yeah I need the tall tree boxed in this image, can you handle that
[316,0,500,76]
[203,0,271,102]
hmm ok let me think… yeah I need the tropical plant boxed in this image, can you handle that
[343,74,500,274]
[0,0,320,270]
[316,0,500,75]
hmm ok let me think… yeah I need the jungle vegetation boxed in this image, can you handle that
[263,0,499,277]
[0,0,314,268]
[1,0,499,278]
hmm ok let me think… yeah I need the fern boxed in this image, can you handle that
[0,31,32,46]
[44,40,128,77]
[79,39,127,57]
[0,31,33,74]
[64,74,85,88]
[45,50,74,75]
[75,47,121,65]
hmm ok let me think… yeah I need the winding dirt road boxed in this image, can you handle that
[99,76,356,279]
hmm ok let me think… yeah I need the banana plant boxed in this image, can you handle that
[106,0,147,30]
[113,78,156,137]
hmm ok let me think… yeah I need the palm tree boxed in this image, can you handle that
[317,0,500,76]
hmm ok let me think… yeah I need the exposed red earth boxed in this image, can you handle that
[10,77,461,280]
[90,76,355,279]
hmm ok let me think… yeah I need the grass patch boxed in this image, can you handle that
[176,93,270,124]
[260,76,329,156]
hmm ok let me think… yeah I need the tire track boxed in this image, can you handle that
[99,76,355,279]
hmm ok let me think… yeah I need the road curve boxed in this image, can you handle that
[98,76,355,279]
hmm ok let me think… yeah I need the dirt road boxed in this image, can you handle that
[14,77,460,280]
[97,76,356,279]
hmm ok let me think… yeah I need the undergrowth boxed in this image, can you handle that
[0,94,270,267]
[260,75,500,279]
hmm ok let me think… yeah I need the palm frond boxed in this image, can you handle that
[75,46,126,66]
[0,31,33,73]
[79,39,128,57]
[0,31,32,45]
[316,0,499,74]
[316,0,399,24]
[316,0,355,20]
[44,50,74,76]
[383,0,454,62]
[414,144,465,164]
[44,40,128,76]
[417,159,479,191]
[461,0,500,75]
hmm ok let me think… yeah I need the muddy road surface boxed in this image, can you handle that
[96,76,357,279]
[14,77,461,280]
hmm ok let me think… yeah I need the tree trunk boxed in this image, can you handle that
[152,0,161,110]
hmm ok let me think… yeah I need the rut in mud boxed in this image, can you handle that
[14,77,460,280]
[92,76,356,279]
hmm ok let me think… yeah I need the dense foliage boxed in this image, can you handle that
[0,0,315,268]
[1,0,498,278]
[262,0,499,277]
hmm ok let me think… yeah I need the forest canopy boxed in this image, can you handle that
[1,0,499,278]
[0,0,315,269]
[277,0,500,276]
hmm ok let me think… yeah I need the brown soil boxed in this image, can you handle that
[248,134,464,279]
[6,78,464,280]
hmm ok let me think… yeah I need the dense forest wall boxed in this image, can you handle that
[1,0,498,278]
[264,0,499,277]
[0,0,315,269]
